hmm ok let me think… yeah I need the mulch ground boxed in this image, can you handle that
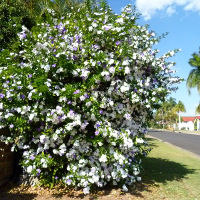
[0,181,156,200]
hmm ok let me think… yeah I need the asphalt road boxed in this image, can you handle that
[148,130,200,156]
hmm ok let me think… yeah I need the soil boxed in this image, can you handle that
[0,181,155,200]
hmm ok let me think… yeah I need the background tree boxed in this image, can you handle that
[152,98,186,129]
[154,97,177,129]
[187,48,200,94]
[174,100,186,130]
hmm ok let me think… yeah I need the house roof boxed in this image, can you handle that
[182,116,200,122]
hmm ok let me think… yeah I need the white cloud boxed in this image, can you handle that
[166,6,176,16]
[136,0,200,20]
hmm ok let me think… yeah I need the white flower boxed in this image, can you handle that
[83,187,90,194]
[99,154,107,163]
[27,166,33,173]
[122,60,129,66]
[116,18,124,24]
[40,135,46,143]
[122,184,128,192]
[124,66,130,74]
[108,59,114,65]
[120,82,130,93]
[109,67,115,74]
[136,138,144,144]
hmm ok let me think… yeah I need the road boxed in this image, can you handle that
[148,130,200,156]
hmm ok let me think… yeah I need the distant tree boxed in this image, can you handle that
[174,100,186,129]
[187,48,200,94]
[196,104,200,114]
[154,97,178,129]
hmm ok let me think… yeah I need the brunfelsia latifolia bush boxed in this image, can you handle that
[0,2,181,194]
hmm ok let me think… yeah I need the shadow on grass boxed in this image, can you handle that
[141,157,195,184]
[146,137,158,148]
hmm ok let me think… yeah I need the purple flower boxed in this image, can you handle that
[67,101,72,104]
[84,94,90,98]
[73,55,78,60]
[0,93,5,98]
[30,155,35,160]
[9,124,14,128]
[73,89,80,94]
[76,35,80,40]
[53,49,57,52]
[95,131,99,136]
[73,47,78,51]
[116,41,120,45]
[73,154,76,159]
[52,64,56,68]
[48,155,52,158]
[99,110,103,114]
[94,44,99,49]
[104,26,110,31]
[21,94,25,99]
[55,176,58,180]
[22,33,27,39]
[66,179,72,185]
[61,17,64,19]
[28,74,32,78]
[96,123,100,128]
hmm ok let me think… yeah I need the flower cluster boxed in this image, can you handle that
[0,3,180,194]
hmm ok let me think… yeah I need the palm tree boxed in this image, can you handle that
[155,97,177,129]
[187,48,200,94]
[196,104,200,114]
[174,101,186,130]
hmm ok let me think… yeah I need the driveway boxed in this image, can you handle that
[148,129,200,156]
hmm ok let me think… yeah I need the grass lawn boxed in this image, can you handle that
[140,137,200,200]
[1,137,200,200]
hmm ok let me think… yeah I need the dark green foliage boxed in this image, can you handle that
[0,0,35,49]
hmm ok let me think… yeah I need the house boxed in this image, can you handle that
[179,116,200,131]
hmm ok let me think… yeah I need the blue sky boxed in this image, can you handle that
[107,0,200,116]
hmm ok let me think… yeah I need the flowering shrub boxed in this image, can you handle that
[0,2,180,194]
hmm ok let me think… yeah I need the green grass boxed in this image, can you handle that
[139,137,200,200]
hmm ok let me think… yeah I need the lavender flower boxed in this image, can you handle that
[73,89,80,94]
[116,41,120,45]
[95,131,99,135]
[0,93,5,98]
